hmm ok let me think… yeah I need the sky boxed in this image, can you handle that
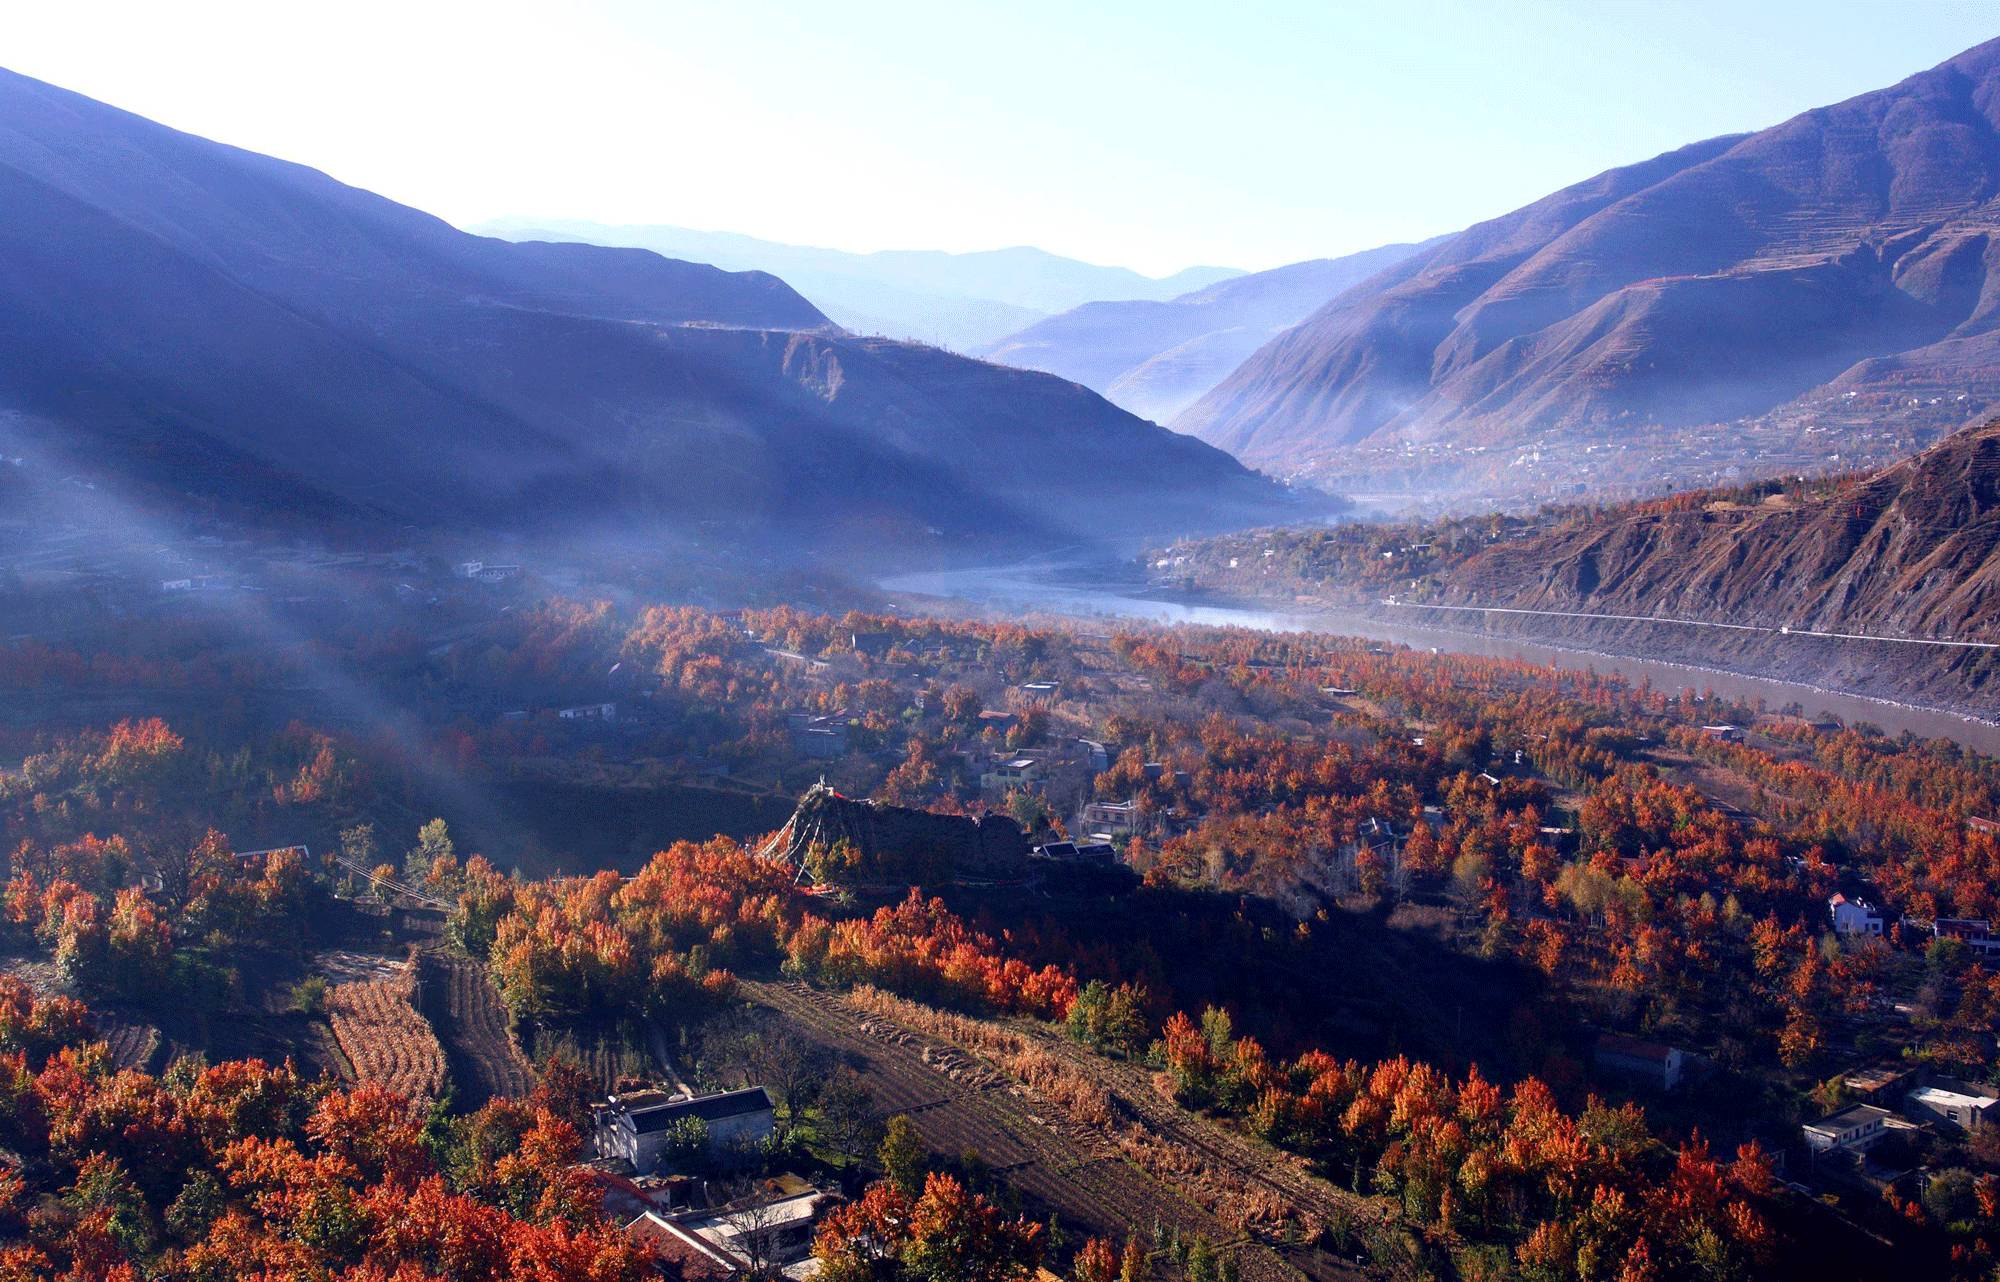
[4,1,1997,276]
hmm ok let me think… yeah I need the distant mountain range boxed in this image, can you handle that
[1177,37,2000,508]
[975,240,1437,423]
[470,218,1241,352]
[0,68,1307,560]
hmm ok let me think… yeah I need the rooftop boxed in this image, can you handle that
[1807,1104,1895,1133]
[681,1191,825,1242]
[1595,1032,1677,1064]
[614,1086,775,1135]
[1842,1065,1911,1092]
[1910,1086,1998,1109]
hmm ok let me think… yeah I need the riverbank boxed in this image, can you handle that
[879,560,2000,757]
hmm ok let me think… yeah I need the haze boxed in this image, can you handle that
[3,0,1992,275]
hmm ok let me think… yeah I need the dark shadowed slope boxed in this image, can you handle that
[1177,38,2000,506]
[977,240,1435,423]
[0,68,1304,556]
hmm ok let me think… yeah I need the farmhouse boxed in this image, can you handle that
[1828,893,1885,938]
[1933,918,2000,959]
[595,1087,775,1174]
[1907,1085,1998,1136]
[1802,1104,1895,1153]
[980,756,1043,794]
[1592,1032,1685,1091]
[1078,798,1139,836]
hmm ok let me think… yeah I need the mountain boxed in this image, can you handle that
[471,217,1241,351]
[1177,38,2000,507]
[1414,416,2000,709]
[1441,417,2000,642]
[0,68,1305,558]
[975,241,1436,423]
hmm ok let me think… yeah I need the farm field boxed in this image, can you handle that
[746,979,1370,1282]
[416,948,533,1109]
[325,957,448,1102]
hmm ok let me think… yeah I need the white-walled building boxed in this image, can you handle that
[1803,1104,1895,1153]
[596,1087,775,1173]
[1829,893,1885,938]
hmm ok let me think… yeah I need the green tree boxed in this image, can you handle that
[879,1113,928,1196]
[661,1115,710,1169]
[405,818,454,884]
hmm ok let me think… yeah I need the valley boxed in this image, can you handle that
[10,15,2000,1282]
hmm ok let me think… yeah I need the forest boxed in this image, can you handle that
[2,593,1998,1281]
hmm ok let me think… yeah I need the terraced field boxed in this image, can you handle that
[747,980,1370,1282]
[326,960,448,1102]
[416,949,533,1109]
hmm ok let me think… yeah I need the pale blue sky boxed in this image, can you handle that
[5,1,1996,274]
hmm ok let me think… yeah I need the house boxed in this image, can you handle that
[1803,1104,1895,1153]
[1076,739,1111,772]
[1078,799,1138,836]
[625,1211,739,1280]
[1592,1032,1686,1091]
[1907,1085,1998,1136]
[1700,724,1741,742]
[1968,816,1999,836]
[849,630,894,658]
[1019,681,1060,701]
[558,702,618,722]
[976,710,1019,734]
[788,714,849,760]
[1032,841,1116,865]
[1829,893,1885,938]
[595,1088,776,1174]
[1933,918,2000,959]
[1841,1063,1916,1105]
[625,1185,835,1279]
[980,757,1042,794]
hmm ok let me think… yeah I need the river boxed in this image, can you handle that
[882,560,2000,757]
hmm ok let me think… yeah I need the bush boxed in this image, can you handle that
[292,975,330,1015]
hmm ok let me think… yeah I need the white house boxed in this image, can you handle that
[1803,1104,1895,1153]
[558,702,618,722]
[1907,1085,1998,1136]
[595,1087,775,1173]
[980,757,1042,794]
[1829,893,1885,938]
[1078,798,1138,836]
[1592,1032,1686,1091]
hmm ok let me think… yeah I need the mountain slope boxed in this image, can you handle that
[472,218,1240,351]
[1440,418,2000,641]
[1177,38,2000,505]
[975,241,1434,423]
[0,68,1304,556]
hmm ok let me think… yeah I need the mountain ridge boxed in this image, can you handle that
[472,217,1241,351]
[0,66,1304,560]
[975,239,1438,422]
[1175,37,2000,507]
